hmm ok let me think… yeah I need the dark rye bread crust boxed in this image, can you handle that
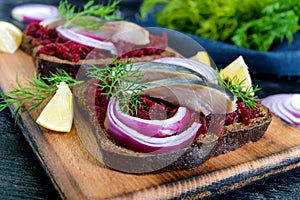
[20,32,177,78]
[20,33,35,56]
[73,82,272,174]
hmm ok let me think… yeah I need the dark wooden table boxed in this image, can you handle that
[1,1,300,199]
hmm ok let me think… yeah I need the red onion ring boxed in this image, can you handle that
[113,99,191,137]
[153,57,218,84]
[262,94,300,128]
[56,25,117,55]
[11,4,59,23]
[104,99,201,153]
[75,32,106,41]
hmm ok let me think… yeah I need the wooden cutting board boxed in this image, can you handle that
[1,50,300,199]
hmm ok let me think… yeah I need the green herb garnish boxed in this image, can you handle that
[216,69,261,109]
[0,69,83,120]
[232,2,300,51]
[58,0,121,28]
[86,59,146,115]
[140,0,300,51]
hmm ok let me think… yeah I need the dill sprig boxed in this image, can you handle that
[86,59,146,115]
[0,69,84,120]
[58,0,121,28]
[216,69,261,109]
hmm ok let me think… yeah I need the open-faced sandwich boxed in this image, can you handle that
[20,0,175,78]
[73,55,272,174]
[0,0,272,175]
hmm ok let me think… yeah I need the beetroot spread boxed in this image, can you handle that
[89,79,260,137]
[116,33,167,59]
[25,22,65,45]
[134,95,178,120]
[26,23,168,62]
[37,41,94,62]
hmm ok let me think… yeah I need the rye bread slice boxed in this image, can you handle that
[36,50,177,78]
[73,82,272,174]
[20,31,177,78]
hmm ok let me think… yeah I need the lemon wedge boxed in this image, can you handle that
[190,51,211,66]
[0,21,23,54]
[220,56,253,94]
[36,82,73,132]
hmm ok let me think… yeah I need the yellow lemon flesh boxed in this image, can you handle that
[36,82,73,132]
[220,56,253,94]
[190,51,211,66]
[0,21,22,54]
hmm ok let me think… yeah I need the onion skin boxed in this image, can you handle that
[153,57,218,84]
[262,94,300,128]
[113,99,191,137]
[56,25,117,55]
[104,99,201,153]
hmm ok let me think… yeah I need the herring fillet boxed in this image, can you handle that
[128,62,208,83]
[143,78,236,115]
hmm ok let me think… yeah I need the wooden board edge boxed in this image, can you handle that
[210,161,300,199]
[179,158,300,200]
[2,86,300,199]
[11,108,85,200]
[116,145,300,199]
[5,90,300,200]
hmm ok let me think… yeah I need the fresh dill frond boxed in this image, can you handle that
[216,69,261,109]
[45,69,84,88]
[86,59,146,115]
[0,69,84,120]
[58,0,122,28]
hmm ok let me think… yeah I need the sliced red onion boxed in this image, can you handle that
[11,4,59,23]
[290,94,300,111]
[104,99,201,153]
[262,94,300,128]
[153,57,218,84]
[283,97,300,117]
[56,25,117,55]
[75,32,106,41]
[112,99,190,137]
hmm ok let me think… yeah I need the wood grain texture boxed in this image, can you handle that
[1,50,300,199]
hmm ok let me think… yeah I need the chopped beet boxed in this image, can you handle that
[148,32,168,51]
[37,41,93,62]
[26,22,168,62]
[26,22,65,46]
[89,79,261,136]
[134,96,178,120]
[191,112,210,135]
[117,32,167,59]
[115,40,136,57]
[225,99,260,126]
